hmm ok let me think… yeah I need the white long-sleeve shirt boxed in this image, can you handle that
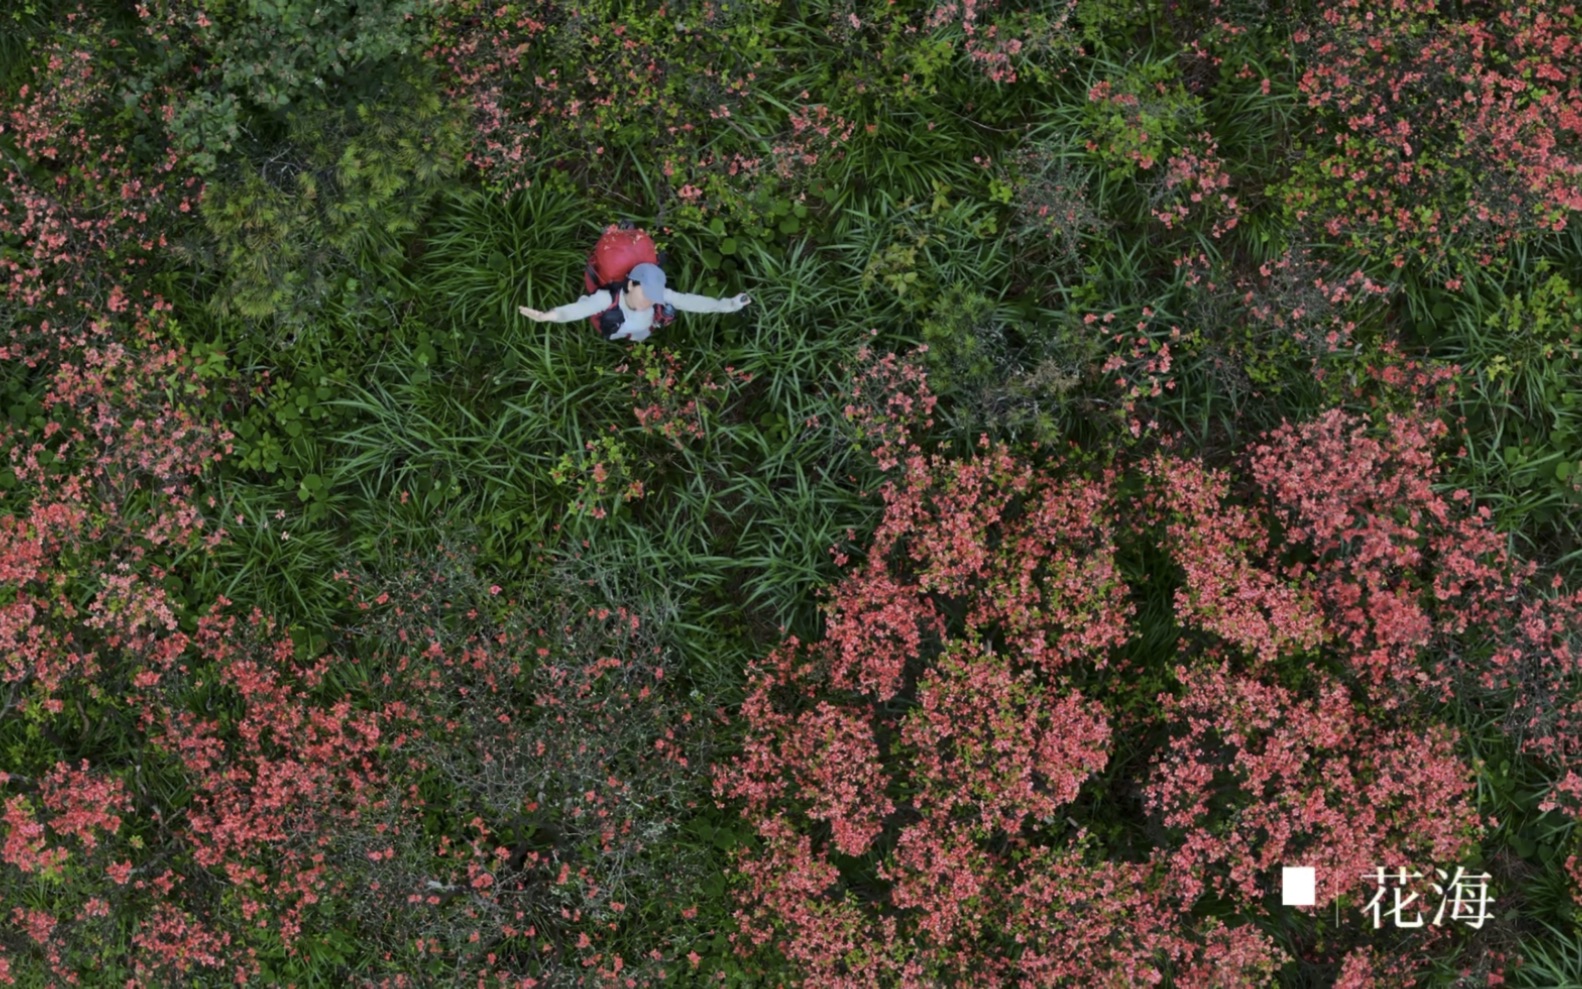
[549,287,745,342]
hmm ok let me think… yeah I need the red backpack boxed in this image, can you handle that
[583,222,678,339]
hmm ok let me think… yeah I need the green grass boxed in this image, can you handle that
[1416,262,1582,568]
[1511,919,1582,987]
[178,180,902,697]
[9,0,1582,983]
[419,182,590,331]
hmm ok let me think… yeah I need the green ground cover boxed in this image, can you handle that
[2,0,1581,984]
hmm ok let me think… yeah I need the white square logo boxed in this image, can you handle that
[1282,866,1316,906]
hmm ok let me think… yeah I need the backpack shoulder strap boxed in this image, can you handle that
[591,281,627,339]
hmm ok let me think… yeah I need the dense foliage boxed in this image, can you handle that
[2,0,1580,985]
[718,350,1579,984]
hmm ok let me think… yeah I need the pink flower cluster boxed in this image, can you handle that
[715,355,1581,983]
[1287,0,1582,272]
[841,343,939,471]
[1151,132,1242,238]
[616,343,752,449]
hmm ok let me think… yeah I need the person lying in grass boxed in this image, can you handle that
[518,262,751,343]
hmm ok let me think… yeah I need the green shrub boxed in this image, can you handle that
[138,0,428,174]
[917,280,1083,447]
[188,61,466,371]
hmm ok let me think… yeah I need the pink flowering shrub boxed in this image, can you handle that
[1246,408,1533,700]
[1148,131,1243,240]
[715,431,1291,985]
[137,603,394,979]
[421,0,777,209]
[1281,0,1582,277]
[1084,67,1201,177]
[2,520,719,986]
[714,355,1582,984]
[322,545,720,988]
[611,342,754,450]
[1145,655,1482,908]
[419,0,1078,238]
[1158,0,1580,277]
[0,16,196,306]
[551,433,651,519]
[0,18,247,983]
[1138,453,1329,665]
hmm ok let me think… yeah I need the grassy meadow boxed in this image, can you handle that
[2,0,1582,984]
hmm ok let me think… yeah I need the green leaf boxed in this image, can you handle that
[720,237,737,256]
[709,217,725,235]
[302,473,323,491]
[1557,461,1574,481]
[701,248,722,269]
[283,419,303,437]
[779,216,801,235]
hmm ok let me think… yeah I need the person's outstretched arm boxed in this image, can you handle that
[519,289,614,322]
[665,290,751,314]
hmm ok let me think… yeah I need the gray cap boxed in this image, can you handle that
[627,262,667,305]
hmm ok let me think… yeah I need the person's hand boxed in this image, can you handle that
[733,293,751,310]
[519,305,555,321]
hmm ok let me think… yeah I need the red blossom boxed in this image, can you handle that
[717,356,1576,982]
